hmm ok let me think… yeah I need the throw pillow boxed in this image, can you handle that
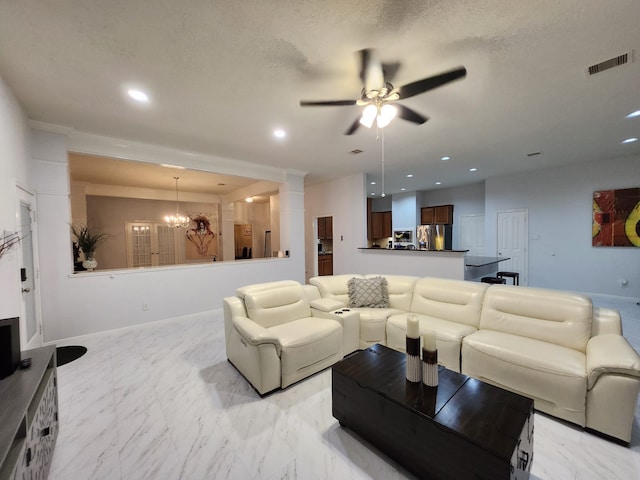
[348,276,389,308]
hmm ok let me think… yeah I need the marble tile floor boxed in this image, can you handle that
[48,295,640,480]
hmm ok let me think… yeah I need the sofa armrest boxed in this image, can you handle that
[311,308,360,355]
[592,307,622,336]
[310,297,345,312]
[232,316,282,355]
[586,334,640,389]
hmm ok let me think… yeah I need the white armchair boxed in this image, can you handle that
[223,280,346,395]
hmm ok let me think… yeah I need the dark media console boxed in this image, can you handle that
[0,345,58,480]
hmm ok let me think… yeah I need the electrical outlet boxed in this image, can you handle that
[143,303,149,311]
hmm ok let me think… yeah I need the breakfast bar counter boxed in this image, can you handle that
[355,248,467,279]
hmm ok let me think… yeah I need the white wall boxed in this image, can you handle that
[421,182,485,250]
[304,174,368,281]
[0,75,31,319]
[391,191,419,235]
[28,128,306,342]
[485,156,640,297]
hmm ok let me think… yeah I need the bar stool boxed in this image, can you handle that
[497,271,519,286]
[481,276,506,284]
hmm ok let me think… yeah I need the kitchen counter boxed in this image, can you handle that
[465,256,509,267]
[358,248,468,253]
[464,256,510,280]
[355,248,467,279]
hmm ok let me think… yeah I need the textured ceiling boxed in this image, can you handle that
[1,1,639,196]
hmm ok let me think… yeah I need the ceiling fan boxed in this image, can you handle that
[300,48,467,135]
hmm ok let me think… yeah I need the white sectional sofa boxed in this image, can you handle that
[307,274,640,444]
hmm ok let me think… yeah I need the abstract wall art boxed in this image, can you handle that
[592,187,640,247]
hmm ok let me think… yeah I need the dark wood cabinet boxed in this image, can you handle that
[421,205,454,225]
[318,216,333,239]
[371,211,392,239]
[0,346,58,480]
[318,254,333,276]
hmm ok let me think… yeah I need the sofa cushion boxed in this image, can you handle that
[353,307,405,344]
[244,285,312,328]
[268,317,343,388]
[410,277,488,328]
[480,285,592,352]
[348,276,389,308]
[462,330,587,426]
[364,274,418,311]
[387,313,477,372]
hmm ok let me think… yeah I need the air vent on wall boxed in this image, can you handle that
[349,149,363,154]
[587,52,632,75]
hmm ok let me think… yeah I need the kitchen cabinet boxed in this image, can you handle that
[318,216,333,239]
[318,254,333,276]
[421,205,454,225]
[371,211,392,239]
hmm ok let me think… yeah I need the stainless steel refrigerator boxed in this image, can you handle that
[417,224,453,251]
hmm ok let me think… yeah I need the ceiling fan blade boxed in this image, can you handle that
[398,67,467,100]
[300,100,357,107]
[358,48,384,92]
[344,117,361,135]
[397,104,429,125]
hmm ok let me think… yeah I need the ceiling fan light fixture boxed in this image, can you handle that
[376,104,397,128]
[360,104,377,128]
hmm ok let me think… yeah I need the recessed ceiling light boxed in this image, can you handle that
[370,181,376,185]
[370,192,376,196]
[160,163,186,170]
[621,137,638,144]
[469,168,478,172]
[435,181,442,185]
[440,156,451,161]
[401,188,406,191]
[127,89,149,103]
[626,110,640,118]
[406,174,414,178]
[273,129,286,138]
[245,197,254,203]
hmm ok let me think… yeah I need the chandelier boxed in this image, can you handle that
[164,176,190,228]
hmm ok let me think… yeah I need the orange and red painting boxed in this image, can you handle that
[592,188,640,247]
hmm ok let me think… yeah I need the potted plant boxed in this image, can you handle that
[71,225,112,271]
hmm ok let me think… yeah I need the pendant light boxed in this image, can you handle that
[164,176,191,228]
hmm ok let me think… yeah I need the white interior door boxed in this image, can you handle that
[17,186,43,350]
[459,214,485,256]
[497,209,528,285]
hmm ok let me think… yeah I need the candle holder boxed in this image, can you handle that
[406,335,421,382]
[422,347,438,387]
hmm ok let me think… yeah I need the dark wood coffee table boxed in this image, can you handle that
[332,344,534,480]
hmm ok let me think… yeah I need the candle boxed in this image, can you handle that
[422,330,437,351]
[406,315,420,339]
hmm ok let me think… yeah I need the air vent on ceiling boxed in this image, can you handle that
[349,149,363,154]
[587,52,632,75]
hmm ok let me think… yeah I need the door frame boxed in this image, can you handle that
[16,183,43,350]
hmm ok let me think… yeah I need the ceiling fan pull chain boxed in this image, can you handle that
[381,128,385,197]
